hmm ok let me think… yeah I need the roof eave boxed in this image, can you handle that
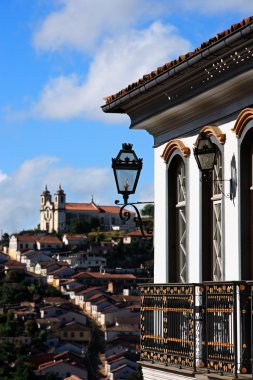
[102,22,253,114]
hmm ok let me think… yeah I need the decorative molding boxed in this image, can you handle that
[232,108,253,138]
[161,140,191,163]
[195,125,226,145]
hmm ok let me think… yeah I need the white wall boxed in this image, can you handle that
[153,117,243,284]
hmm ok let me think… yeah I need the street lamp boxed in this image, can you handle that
[193,133,217,178]
[112,143,142,204]
[193,133,234,199]
[112,143,153,237]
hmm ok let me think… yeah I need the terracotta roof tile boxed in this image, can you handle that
[17,235,37,242]
[65,202,99,211]
[99,205,134,214]
[37,236,62,244]
[104,16,253,105]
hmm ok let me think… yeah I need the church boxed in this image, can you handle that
[40,185,136,233]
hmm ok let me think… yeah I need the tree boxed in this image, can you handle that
[2,233,9,247]
[140,204,154,217]
[69,217,100,233]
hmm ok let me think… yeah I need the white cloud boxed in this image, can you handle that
[33,0,168,53]
[33,0,253,56]
[0,156,116,233]
[30,21,192,121]
[181,0,253,13]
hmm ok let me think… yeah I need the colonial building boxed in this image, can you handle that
[40,185,135,233]
[103,16,253,380]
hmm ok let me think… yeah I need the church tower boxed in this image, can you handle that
[40,186,54,232]
[54,185,66,232]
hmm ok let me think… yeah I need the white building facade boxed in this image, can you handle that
[103,17,253,380]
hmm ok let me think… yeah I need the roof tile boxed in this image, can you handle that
[104,16,253,105]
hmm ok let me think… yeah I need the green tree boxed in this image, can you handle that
[2,233,9,247]
[24,319,38,336]
[69,217,99,233]
[140,204,154,217]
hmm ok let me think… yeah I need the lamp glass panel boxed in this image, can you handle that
[115,168,138,192]
[197,152,216,171]
[118,152,136,161]
[198,138,214,150]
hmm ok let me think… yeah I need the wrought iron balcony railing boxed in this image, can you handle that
[140,281,252,378]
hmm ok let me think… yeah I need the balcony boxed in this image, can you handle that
[140,282,252,379]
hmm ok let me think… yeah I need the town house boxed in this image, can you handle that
[103,16,253,380]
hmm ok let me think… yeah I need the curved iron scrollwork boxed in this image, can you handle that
[201,174,232,199]
[115,200,153,237]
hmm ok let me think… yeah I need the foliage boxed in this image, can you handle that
[68,217,100,233]
[0,273,64,304]
[2,232,9,246]
[140,204,154,217]
[0,311,23,336]
[5,270,25,283]
[0,342,35,379]
[87,230,123,244]
[0,282,28,305]
[106,240,153,271]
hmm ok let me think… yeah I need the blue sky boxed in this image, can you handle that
[1,0,253,233]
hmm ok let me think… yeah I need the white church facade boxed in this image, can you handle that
[40,186,136,233]
[103,16,253,380]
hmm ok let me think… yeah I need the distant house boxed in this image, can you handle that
[109,363,136,380]
[123,229,152,244]
[9,235,37,259]
[36,317,61,330]
[57,321,91,343]
[72,271,137,293]
[9,234,63,260]
[23,252,53,270]
[47,266,75,284]
[55,342,87,357]
[4,260,26,274]
[40,305,64,319]
[105,355,136,378]
[105,338,139,358]
[74,286,105,308]
[62,234,88,248]
[56,251,106,270]
[34,359,88,380]
[105,323,140,342]
[57,310,87,326]
[36,236,63,250]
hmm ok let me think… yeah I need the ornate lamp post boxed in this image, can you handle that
[194,133,234,199]
[193,133,217,181]
[112,143,153,237]
[112,143,142,204]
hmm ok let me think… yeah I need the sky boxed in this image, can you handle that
[1,0,253,233]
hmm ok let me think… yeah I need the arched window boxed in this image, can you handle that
[202,148,223,281]
[168,155,187,283]
[240,126,253,279]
